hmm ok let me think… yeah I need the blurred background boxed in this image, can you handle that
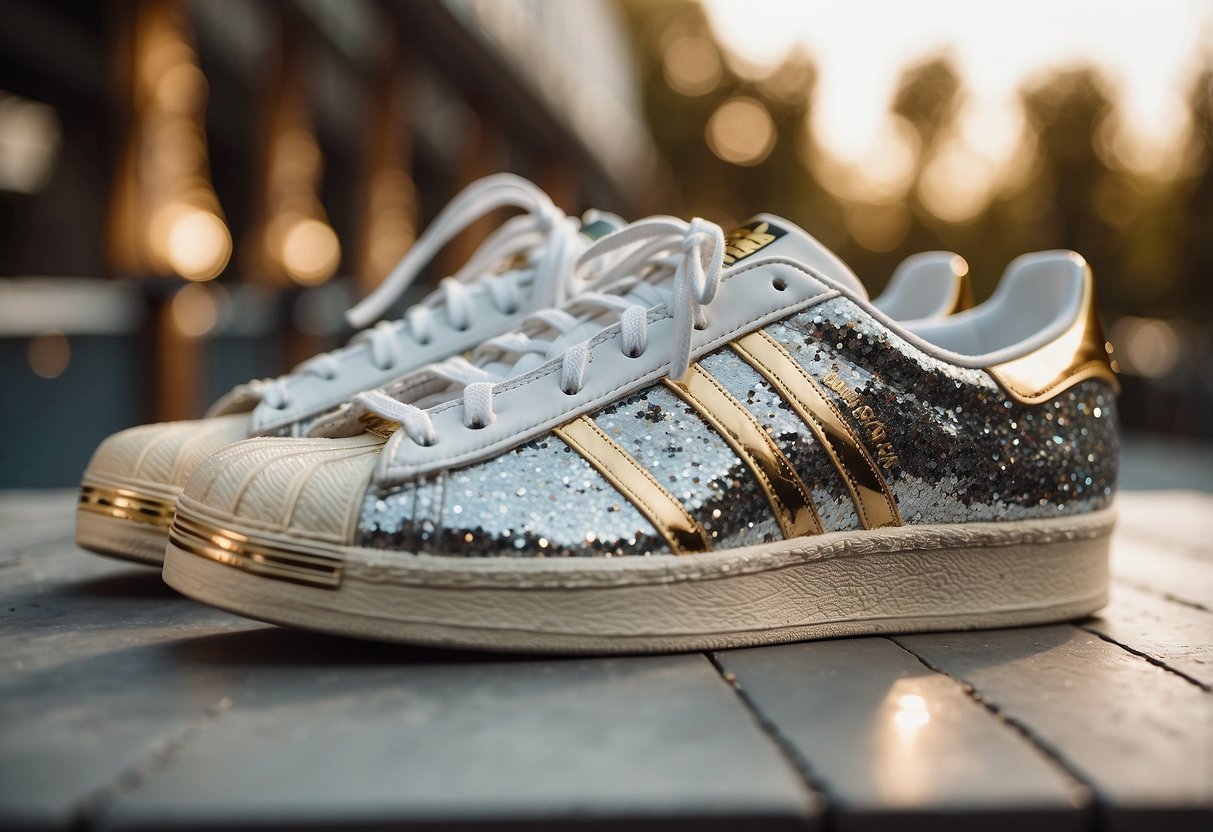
[1,0,1210,487]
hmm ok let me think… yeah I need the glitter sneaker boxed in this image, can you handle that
[163,215,1118,653]
[76,174,611,564]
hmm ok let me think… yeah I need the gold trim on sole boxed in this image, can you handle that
[169,512,344,589]
[664,364,823,538]
[78,484,176,528]
[553,416,712,555]
[732,331,902,530]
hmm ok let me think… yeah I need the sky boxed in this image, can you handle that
[700,0,1213,176]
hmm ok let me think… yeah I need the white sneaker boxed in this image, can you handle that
[77,197,968,566]
[162,215,1118,653]
[76,174,609,564]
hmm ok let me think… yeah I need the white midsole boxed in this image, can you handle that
[163,498,1114,654]
[75,510,170,565]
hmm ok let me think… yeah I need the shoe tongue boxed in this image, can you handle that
[727,214,868,300]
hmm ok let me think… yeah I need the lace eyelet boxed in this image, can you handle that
[412,436,437,447]
[772,277,787,291]
[624,346,645,359]
[561,384,581,396]
[693,321,707,331]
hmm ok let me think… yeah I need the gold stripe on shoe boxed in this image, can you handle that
[664,364,823,538]
[553,416,712,555]
[78,484,176,528]
[169,512,344,589]
[731,330,902,530]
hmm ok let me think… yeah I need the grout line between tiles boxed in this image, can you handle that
[1076,623,1210,692]
[70,695,234,829]
[704,650,827,831]
[886,636,1097,819]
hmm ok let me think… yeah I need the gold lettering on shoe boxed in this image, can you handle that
[731,332,902,529]
[822,368,899,470]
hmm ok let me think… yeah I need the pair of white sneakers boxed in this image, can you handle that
[77,174,1119,654]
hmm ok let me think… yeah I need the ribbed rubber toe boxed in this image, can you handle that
[177,433,384,542]
[76,413,253,564]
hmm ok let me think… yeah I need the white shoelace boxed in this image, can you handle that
[256,174,584,411]
[355,217,726,446]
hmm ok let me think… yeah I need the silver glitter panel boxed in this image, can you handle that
[593,385,782,549]
[368,436,664,558]
[357,295,1119,558]
[697,349,860,532]
[359,476,445,552]
[764,297,1119,524]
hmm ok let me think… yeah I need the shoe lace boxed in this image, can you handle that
[255,173,583,411]
[356,216,726,446]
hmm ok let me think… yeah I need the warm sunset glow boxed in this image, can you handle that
[810,114,920,204]
[916,143,994,225]
[702,0,1212,212]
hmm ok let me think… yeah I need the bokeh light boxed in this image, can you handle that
[280,217,341,286]
[170,282,222,338]
[164,205,232,281]
[706,96,776,166]
[663,34,723,96]
[27,330,71,379]
[1110,317,1184,379]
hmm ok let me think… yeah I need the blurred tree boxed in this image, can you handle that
[619,0,832,239]
[892,55,963,147]
[887,56,968,292]
[1177,66,1213,322]
[1020,69,1118,272]
[619,0,1211,435]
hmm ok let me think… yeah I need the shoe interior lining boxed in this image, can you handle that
[900,251,1086,365]
[871,252,962,321]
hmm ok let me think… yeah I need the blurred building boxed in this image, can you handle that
[0,0,654,486]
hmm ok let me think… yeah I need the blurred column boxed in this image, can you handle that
[353,28,417,297]
[433,101,509,282]
[242,12,341,370]
[107,0,231,421]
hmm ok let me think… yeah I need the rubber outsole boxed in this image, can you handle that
[162,499,1115,655]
